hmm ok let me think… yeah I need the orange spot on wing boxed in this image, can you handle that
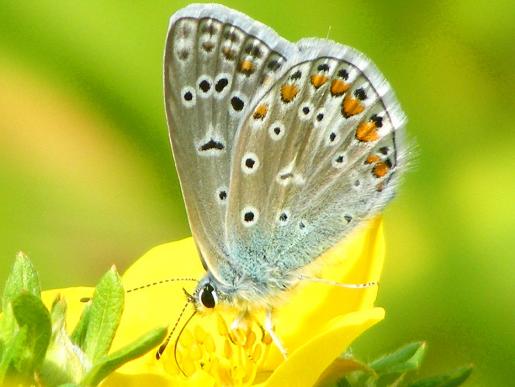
[330,79,350,96]
[252,103,268,120]
[356,121,380,142]
[342,95,365,118]
[239,60,255,75]
[372,162,389,178]
[280,83,298,103]
[365,155,381,164]
[310,74,328,89]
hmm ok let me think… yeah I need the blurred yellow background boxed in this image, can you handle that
[0,1,513,385]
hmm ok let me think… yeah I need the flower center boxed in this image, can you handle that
[167,313,273,385]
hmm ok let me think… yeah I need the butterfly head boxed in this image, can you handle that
[193,275,227,311]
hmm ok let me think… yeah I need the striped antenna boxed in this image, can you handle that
[126,277,198,293]
[79,277,198,303]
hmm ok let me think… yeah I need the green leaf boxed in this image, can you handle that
[370,341,426,375]
[2,252,41,311]
[0,305,17,353]
[0,253,41,343]
[82,266,124,363]
[11,292,52,371]
[71,300,92,349]
[408,365,473,387]
[0,326,28,385]
[81,326,166,387]
[315,357,373,387]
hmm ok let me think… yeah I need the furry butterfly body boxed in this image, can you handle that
[164,4,406,313]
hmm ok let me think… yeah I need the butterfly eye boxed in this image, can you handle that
[200,283,217,308]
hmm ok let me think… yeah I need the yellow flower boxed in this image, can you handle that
[42,216,385,386]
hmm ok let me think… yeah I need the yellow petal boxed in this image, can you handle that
[113,238,204,354]
[263,307,385,387]
[102,369,212,387]
[108,239,214,382]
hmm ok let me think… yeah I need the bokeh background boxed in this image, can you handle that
[1,1,513,385]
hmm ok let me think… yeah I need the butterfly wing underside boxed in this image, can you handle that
[164,4,294,279]
[224,39,407,280]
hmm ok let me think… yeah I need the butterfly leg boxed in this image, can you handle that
[230,310,248,331]
[264,309,288,359]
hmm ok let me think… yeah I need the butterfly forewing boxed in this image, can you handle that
[164,4,294,280]
[225,39,406,278]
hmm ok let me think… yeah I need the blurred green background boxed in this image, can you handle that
[0,0,513,385]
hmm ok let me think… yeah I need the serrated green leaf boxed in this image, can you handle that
[0,325,28,384]
[2,253,41,311]
[11,292,52,371]
[71,301,92,349]
[81,326,166,387]
[408,365,473,387]
[369,341,426,375]
[83,267,124,363]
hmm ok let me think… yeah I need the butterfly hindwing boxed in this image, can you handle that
[224,39,406,279]
[164,4,294,279]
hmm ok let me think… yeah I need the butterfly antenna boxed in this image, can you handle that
[156,296,192,361]
[126,277,198,293]
[299,275,378,289]
[79,277,198,303]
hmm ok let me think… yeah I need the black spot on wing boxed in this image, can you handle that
[199,79,211,93]
[354,88,367,101]
[199,139,225,152]
[290,70,302,80]
[231,96,244,111]
[337,69,349,79]
[183,91,193,101]
[215,78,229,93]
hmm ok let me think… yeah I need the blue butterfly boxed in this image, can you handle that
[162,3,406,358]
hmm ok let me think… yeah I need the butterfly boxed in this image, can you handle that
[162,3,406,357]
